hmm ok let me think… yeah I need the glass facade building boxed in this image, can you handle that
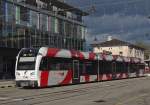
[0,0,88,79]
[0,0,87,50]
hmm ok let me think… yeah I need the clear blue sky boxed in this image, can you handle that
[66,0,150,45]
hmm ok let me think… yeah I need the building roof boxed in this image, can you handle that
[41,0,89,16]
[91,39,145,50]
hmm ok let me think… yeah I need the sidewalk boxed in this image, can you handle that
[0,80,16,88]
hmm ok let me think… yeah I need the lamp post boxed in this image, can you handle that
[97,54,100,81]
[0,14,8,47]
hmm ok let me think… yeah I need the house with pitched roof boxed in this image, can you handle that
[91,37,145,60]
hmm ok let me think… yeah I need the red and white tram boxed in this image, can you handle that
[15,47,145,87]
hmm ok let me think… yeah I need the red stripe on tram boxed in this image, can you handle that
[60,70,72,85]
[89,53,95,60]
[40,71,49,87]
[47,48,60,57]
[85,74,90,82]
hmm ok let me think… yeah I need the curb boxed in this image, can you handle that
[0,81,16,88]
[0,85,16,88]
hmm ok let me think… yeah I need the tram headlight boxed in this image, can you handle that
[30,72,35,76]
[16,72,20,76]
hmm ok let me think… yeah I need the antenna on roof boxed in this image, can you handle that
[94,36,98,41]
[86,0,96,14]
[107,36,112,41]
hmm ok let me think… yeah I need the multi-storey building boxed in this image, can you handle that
[0,0,88,79]
[145,50,150,68]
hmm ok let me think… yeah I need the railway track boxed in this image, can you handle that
[0,77,147,105]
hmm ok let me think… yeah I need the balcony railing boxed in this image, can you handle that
[6,0,85,26]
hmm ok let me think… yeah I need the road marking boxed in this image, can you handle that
[0,97,9,100]
[105,85,111,87]
[12,98,24,101]
[0,97,24,101]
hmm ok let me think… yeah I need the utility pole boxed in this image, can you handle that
[97,54,100,81]
[11,0,15,48]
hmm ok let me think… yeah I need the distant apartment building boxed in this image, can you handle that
[145,50,150,67]
[91,38,145,60]
[0,0,88,79]
[145,50,150,60]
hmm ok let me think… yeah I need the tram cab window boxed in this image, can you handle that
[40,57,48,70]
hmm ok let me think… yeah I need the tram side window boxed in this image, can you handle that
[40,57,48,70]
[100,61,112,74]
[85,61,97,75]
[123,63,128,73]
[49,58,72,70]
[135,64,144,72]
[79,61,85,74]
[116,62,126,73]
[93,61,98,74]
[139,64,145,70]
[106,62,112,74]
[129,63,137,73]
[116,62,119,73]
[99,61,104,74]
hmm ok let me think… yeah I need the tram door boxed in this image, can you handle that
[73,60,80,83]
[112,62,116,79]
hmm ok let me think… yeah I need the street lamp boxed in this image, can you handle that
[97,54,100,81]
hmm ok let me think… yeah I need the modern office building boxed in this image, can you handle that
[0,0,88,79]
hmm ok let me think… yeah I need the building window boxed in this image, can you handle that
[5,3,15,23]
[20,6,30,22]
[119,51,123,55]
[40,14,48,32]
[30,10,38,28]
[119,46,122,50]
[129,48,132,54]
[58,19,64,35]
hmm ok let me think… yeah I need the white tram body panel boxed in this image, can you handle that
[15,49,39,87]
[15,57,37,80]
